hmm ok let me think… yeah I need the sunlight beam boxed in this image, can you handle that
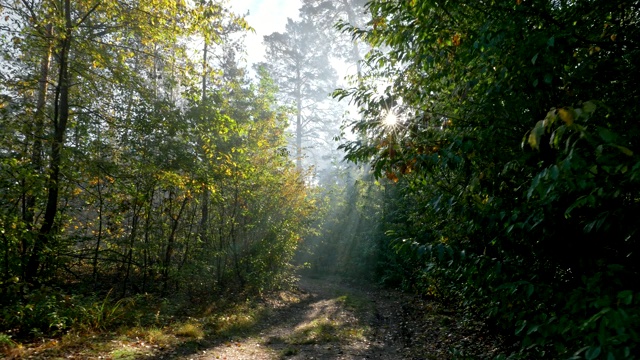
[383,109,398,128]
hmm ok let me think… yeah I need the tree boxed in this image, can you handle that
[260,18,337,171]
[300,0,369,79]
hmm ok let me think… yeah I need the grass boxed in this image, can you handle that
[1,287,282,359]
[275,291,372,347]
[286,316,369,345]
[174,322,205,339]
[110,346,143,360]
[288,318,341,344]
[0,333,16,350]
[121,325,174,345]
[205,301,271,338]
[336,293,372,314]
[3,281,372,359]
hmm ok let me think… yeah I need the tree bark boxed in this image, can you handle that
[162,193,189,295]
[343,0,363,81]
[25,0,72,283]
[199,40,210,242]
[22,23,53,279]
[296,67,303,170]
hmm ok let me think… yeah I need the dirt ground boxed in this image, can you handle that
[149,276,404,360]
[150,275,504,360]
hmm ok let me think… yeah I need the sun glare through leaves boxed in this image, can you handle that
[382,109,398,128]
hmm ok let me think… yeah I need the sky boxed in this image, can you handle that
[229,0,302,66]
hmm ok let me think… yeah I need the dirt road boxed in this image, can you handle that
[156,275,407,360]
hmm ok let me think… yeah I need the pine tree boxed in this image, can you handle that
[260,18,337,171]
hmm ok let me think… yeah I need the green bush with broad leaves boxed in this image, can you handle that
[336,0,640,357]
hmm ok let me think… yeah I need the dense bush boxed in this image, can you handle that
[337,0,640,357]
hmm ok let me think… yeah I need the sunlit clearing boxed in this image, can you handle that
[383,110,398,128]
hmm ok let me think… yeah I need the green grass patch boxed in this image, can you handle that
[110,346,142,360]
[175,322,205,339]
[5,286,302,359]
[288,318,340,344]
[205,301,270,338]
[122,325,174,345]
[286,317,368,345]
[335,293,371,314]
[282,293,373,346]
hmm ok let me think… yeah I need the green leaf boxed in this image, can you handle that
[531,52,539,65]
[550,125,566,149]
[617,290,633,305]
[528,173,541,199]
[547,36,555,47]
[598,127,617,143]
[583,100,597,114]
[585,346,601,360]
[436,244,444,261]
[515,320,527,335]
[614,145,634,156]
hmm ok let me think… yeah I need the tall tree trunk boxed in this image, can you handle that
[142,188,154,292]
[295,68,302,170]
[199,40,210,242]
[26,0,72,283]
[230,175,244,287]
[343,0,362,81]
[92,180,104,288]
[162,194,189,295]
[22,24,53,278]
[122,202,140,298]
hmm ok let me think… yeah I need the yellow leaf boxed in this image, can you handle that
[615,145,634,156]
[528,120,545,150]
[558,108,574,125]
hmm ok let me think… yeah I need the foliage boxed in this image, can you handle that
[0,286,136,337]
[336,0,640,357]
[0,0,316,341]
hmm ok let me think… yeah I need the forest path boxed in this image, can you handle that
[6,274,502,359]
[159,275,408,360]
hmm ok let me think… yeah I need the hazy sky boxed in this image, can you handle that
[229,0,302,65]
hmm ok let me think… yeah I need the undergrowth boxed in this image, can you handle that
[0,283,292,359]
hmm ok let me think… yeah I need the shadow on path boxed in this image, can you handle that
[148,275,405,360]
